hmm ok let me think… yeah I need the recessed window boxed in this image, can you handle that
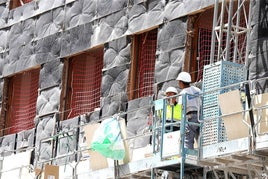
[9,0,32,10]
[3,68,39,134]
[62,48,104,120]
[128,29,157,100]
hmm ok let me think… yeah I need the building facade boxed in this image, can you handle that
[0,0,267,178]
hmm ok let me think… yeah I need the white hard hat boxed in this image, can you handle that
[165,87,178,95]
[176,71,191,83]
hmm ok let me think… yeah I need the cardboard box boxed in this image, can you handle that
[162,130,180,157]
[84,123,109,170]
[35,164,59,179]
[131,144,153,161]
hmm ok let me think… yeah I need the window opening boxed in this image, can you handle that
[64,49,103,119]
[5,68,39,134]
[129,29,157,100]
[9,0,32,9]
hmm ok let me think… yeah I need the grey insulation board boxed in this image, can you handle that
[155,49,185,84]
[5,0,75,28]
[0,28,8,52]
[0,55,4,77]
[103,36,131,71]
[36,87,60,116]
[0,0,215,63]
[101,92,128,118]
[126,96,153,149]
[101,64,129,118]
[95,0,127,19]
[155,18,187,84]
[34,115,56,164]
[0,134,16,157]
[60,22,92,57]
[39,59,63,89]
[16,128,35,150]
[35,7,65,40]
[35,32,61,63]
[101,64,130,97]
[65,0,96,29]
[35,115,56,147]
[157,17,187,52]
[91,9,128,46]
[8,18,35,49]
[81,110,100,123]
[126,0,164,34]
[7,2,36,27]
[63,0,128,29]
[55,117,79,165]
[163,0,215,22]
[0,3,8,27]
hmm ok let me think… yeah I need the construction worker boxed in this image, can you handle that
[164,86,182,131]
[176,71,201,149]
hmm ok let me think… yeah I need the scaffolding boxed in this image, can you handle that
[1,1,265,178]
[0,76,268,178]
[210,0,251,64]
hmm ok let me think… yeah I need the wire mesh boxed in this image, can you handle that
[137,30,157,98]
[8,69,39,134]
[66,50,103,119]
[202,61,246,146]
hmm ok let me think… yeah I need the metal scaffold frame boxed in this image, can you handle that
[0,1,260,178]
[210,0,252,64]
[1,77,268,179]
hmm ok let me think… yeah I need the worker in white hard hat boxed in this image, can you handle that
[177,71,201,149]
[164,86,181,131]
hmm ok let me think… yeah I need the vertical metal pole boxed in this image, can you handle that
[151,168,155,179]
[233,0,242,62]
[245,0,253,68]
[171,104,174,131]
[152,110,156,153]
[217,0,226,61]
[114,160,119,179]
[75,116,81,162]
[210,0,219,64]
[180,94,187,179]
[225,0,234,61]
[160,99,167,159]
[244,0,255,152]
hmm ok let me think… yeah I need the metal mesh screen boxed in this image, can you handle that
[7,68,39,134]
[66,50,103,119]
[137,30,157,98]
[197,6,247,81]
[202,61,246,146]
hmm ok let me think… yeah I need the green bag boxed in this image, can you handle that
[91,117,125,160]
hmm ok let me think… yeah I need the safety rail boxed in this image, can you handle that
[0,90,203,178]
[152,92,202,178]
[0,77,268,178]
[199,76,268,178]
[30,92,203,178]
